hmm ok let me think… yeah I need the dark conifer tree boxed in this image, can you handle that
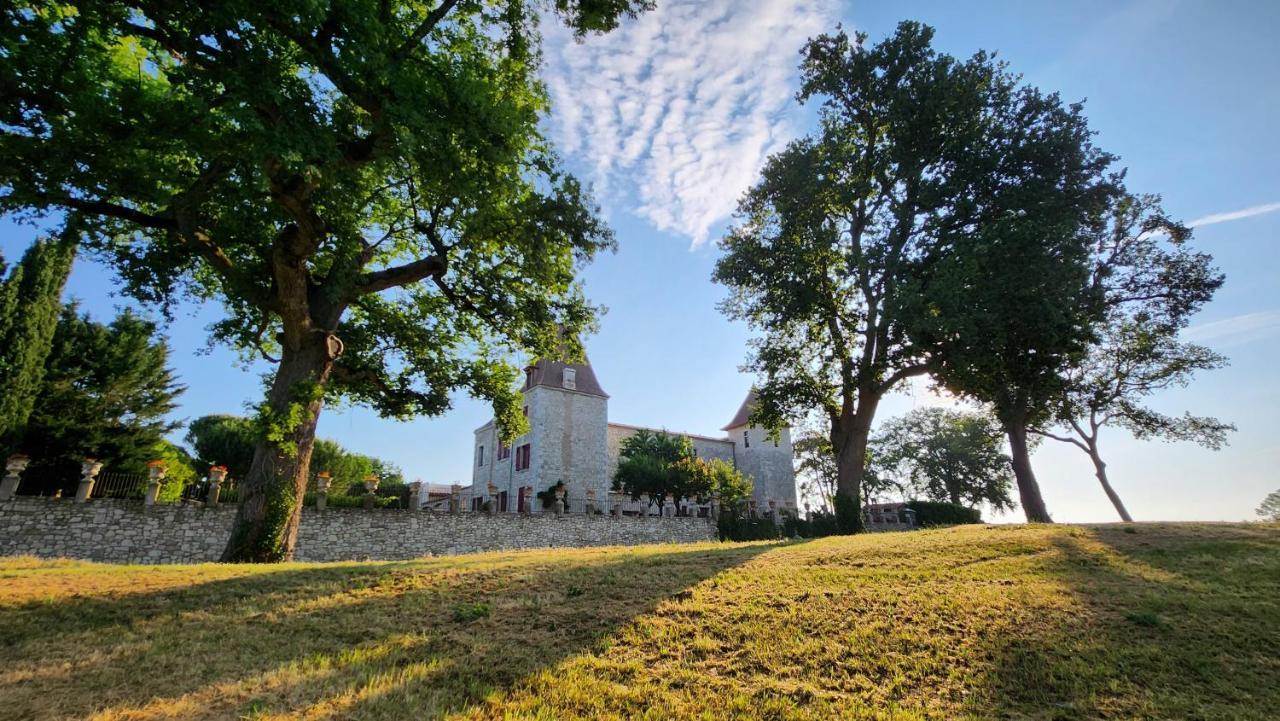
[0,230,77,453]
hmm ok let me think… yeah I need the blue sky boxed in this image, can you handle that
[2,0,1277,522]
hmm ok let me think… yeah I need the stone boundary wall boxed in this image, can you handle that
[0,497,717,564]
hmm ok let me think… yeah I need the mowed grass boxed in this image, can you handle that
[2,524,1278,720]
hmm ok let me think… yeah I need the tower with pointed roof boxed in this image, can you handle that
[722,389,796,512]
[471,352,610,513]
[470,348,796,516]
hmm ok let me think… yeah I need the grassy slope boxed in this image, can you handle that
[1,523,1277,720]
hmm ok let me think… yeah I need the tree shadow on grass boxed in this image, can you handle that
[978,525,1280,720]
[0,542,779,720]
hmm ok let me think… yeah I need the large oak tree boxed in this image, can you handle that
[0,0,650,560]
[715,22,1086,530]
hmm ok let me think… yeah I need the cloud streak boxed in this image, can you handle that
[543,0,835,248]
[1183,309,1280,347]
[1188,201,1280,228]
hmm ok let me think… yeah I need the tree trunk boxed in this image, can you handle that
[1087,446,1133,522]
[1005,418,1052,523]
[222,331,336,562]
[831,394,879,534]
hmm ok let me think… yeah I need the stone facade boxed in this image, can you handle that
[0,497,716,564]
[472,350,798,515]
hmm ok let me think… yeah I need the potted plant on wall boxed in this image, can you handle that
[536,481,570,513]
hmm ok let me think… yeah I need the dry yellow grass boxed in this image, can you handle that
[2,523,1277,720]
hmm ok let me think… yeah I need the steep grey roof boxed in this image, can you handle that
[722,389,758,430]
[525,355,608,398]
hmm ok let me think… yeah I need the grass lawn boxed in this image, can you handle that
[1,523,1277,720]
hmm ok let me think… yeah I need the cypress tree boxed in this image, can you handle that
[0,229,77,453]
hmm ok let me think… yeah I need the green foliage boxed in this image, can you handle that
[777,510,844,539]
[713,21,1050,524]
[0,0,648,560]
[682,457,752,508]
[153,440,197,503]
[907,500,982,527]
[613,430,690,503]
[452,601,493,623]
[870,408,1016,511]
[1035,193,1231,519]
[894,32,1119,522]
[307,492,400,509]
[717,514,779,542]
[186,414,401,494]
[536,481,569,511]
[17,305,184,494]
[612,430,737,510]
[1258,490,1280,522]
[0,232,76,453]
[185,415,258,480]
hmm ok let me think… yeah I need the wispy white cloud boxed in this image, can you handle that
[1183,309,1280,346]
[542,0,835,248]
[1188,201,1280,228]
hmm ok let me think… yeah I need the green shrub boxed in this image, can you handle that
[303,492,400,509]
[452,602,492,622]
[717,513,779,541]
[781,511,843,539]
[907,500,982,526]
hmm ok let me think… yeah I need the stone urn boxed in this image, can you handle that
[207,465,229,507]
[143,459,167,505]
[315,471,332,510]
[362,474,380,509]
[1,453,30,502]
[76,458,104,503]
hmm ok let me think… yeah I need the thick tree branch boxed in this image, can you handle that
[395,0,462,60]
[356,254,447,295]
[879,363,929,393]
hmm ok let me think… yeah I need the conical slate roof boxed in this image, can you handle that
[524,354,608,398]
[722,389,758,430]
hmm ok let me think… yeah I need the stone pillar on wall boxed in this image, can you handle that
[362,474,380,510]
[315,471,331,510]
[143,461,166,505]
[207,466,227,507]
[76,459,103,503]
[449,484,461,514]
[408,481,422,511]
[1,454,30,501]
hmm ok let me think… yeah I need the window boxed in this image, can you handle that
[562,367,576,390]
[522,405,529,418]
[477,445,485,466]
[525,367,536,388]
[743,430,750,448]
[497,440,510,461]
[515,444,532,471]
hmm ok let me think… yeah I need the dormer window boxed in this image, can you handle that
[525,367,536,389]
[562,367,576,390]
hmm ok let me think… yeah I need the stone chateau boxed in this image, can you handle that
[470,350,797,516]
